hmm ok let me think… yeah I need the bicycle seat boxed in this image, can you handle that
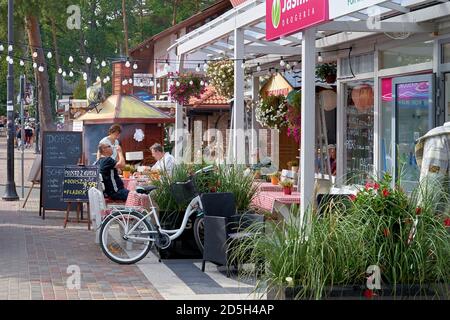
[136,185,158,195]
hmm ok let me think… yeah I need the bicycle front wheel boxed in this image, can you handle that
[100,210,155,264]
[193,216,204,254]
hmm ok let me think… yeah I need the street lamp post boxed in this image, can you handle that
[2,0,19,201]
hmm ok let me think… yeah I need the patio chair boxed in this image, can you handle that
[200,192,264,277]
[88,187,107,244]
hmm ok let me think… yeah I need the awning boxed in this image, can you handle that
[77,95,174,124]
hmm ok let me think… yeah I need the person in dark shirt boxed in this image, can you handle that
[95,142,129,201]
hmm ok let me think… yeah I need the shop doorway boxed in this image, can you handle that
[390,74,435,192]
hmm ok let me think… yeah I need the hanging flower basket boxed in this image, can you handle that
[169,72,206,105]
[316,62,337,84]
[206,59,234,99]
[286,90,301,143]
[255,95,289,129]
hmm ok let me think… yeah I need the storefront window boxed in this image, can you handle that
[441,42,450,64]
[381,78,393,175]
[344,81,374,185]
[340,52,374,78]
[380,41,433,69]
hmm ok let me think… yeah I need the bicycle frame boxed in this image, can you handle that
[121,194,203,243]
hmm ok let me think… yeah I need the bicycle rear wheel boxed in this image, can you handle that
[193,215,204,254]
[100,210,155,264]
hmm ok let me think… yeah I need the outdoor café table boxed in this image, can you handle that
[252,190,300,221]
[122,177,151,190]
[256,182,298,192]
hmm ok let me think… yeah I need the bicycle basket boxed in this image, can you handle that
[170,180,197,204]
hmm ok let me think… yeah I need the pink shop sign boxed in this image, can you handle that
[266,0,329,41]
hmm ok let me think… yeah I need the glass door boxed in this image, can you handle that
[392,74,435,192]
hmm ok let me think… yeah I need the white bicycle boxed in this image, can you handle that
[99,166,213,264]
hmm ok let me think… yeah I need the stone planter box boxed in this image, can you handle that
[267,284,449,300]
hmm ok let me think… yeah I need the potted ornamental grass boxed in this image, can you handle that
[268,172,280,185]
[280,179,294,195]
[230,173,450,300]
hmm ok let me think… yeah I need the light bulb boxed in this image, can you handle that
[58,68,63,74]
[62,71,67,77]
[150,81,154,86]
[47,52,52,59]
[204,82,208,87]
[101,60,106,67]
[157,83,161,89]
[106,76,110,81]
[19,60,24,66]
[38,65,44,72]
[241,60,246,69]
[86,57,92,64]
[33,62,38,69]
[280,58,285,67]
[125,60,131,68]
[139,82,144,87]
[97,76,101,82]
[122,80,127,86]
[83,73,87,81]
[133,63,138,70]
[128,78,133,84]
[200,80,204,86]
[203,63,208,71]
[256,64,261,72]
[286,63,291,70]
[103,78,108,84]
[8,58,13,65]
[0,44,4,51]
[189,80,193,86]
[69,56,74,63]
[196,64,201,72]
[5,56,10,62]
[32,51,38,58]
[69,71,74,77]
[176,81,180,87]
[8,45,12,52]
[317,53,323,63]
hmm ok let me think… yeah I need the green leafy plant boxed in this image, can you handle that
[231,174,450,299]
[215,165,260,212]
[279,179,294,188]
[316,63,337,82]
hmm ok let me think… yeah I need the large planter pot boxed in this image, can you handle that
[283,187,292,195]
[157,210,202,259]
[122,171,131,179]
[325,74,337,84]
[267,284,448,300]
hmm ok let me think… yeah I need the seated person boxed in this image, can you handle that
[150,143,175,176]
[95,143,129,201]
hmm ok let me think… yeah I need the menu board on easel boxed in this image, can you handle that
[40,131,83,219]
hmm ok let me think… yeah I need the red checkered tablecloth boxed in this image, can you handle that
[256,182,298,192]
[252,191,300,212]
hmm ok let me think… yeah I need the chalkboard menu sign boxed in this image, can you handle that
[62,166,99,202]
[40,131,83,218]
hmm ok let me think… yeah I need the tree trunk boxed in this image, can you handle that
[25,15,54,131]
[50,18,63,99]
[172,0,179,26]
[122,0,129,56]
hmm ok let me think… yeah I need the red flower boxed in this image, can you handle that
[415,207,422,215]
[363,289,374,299]
[382,188,390,197]
[349,194,357,202]
[383,228,390,237]
[373,183,380,190]
[365,182,373,191]
[444,217,450,227]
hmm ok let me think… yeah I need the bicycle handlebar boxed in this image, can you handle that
[194,165,214,175]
